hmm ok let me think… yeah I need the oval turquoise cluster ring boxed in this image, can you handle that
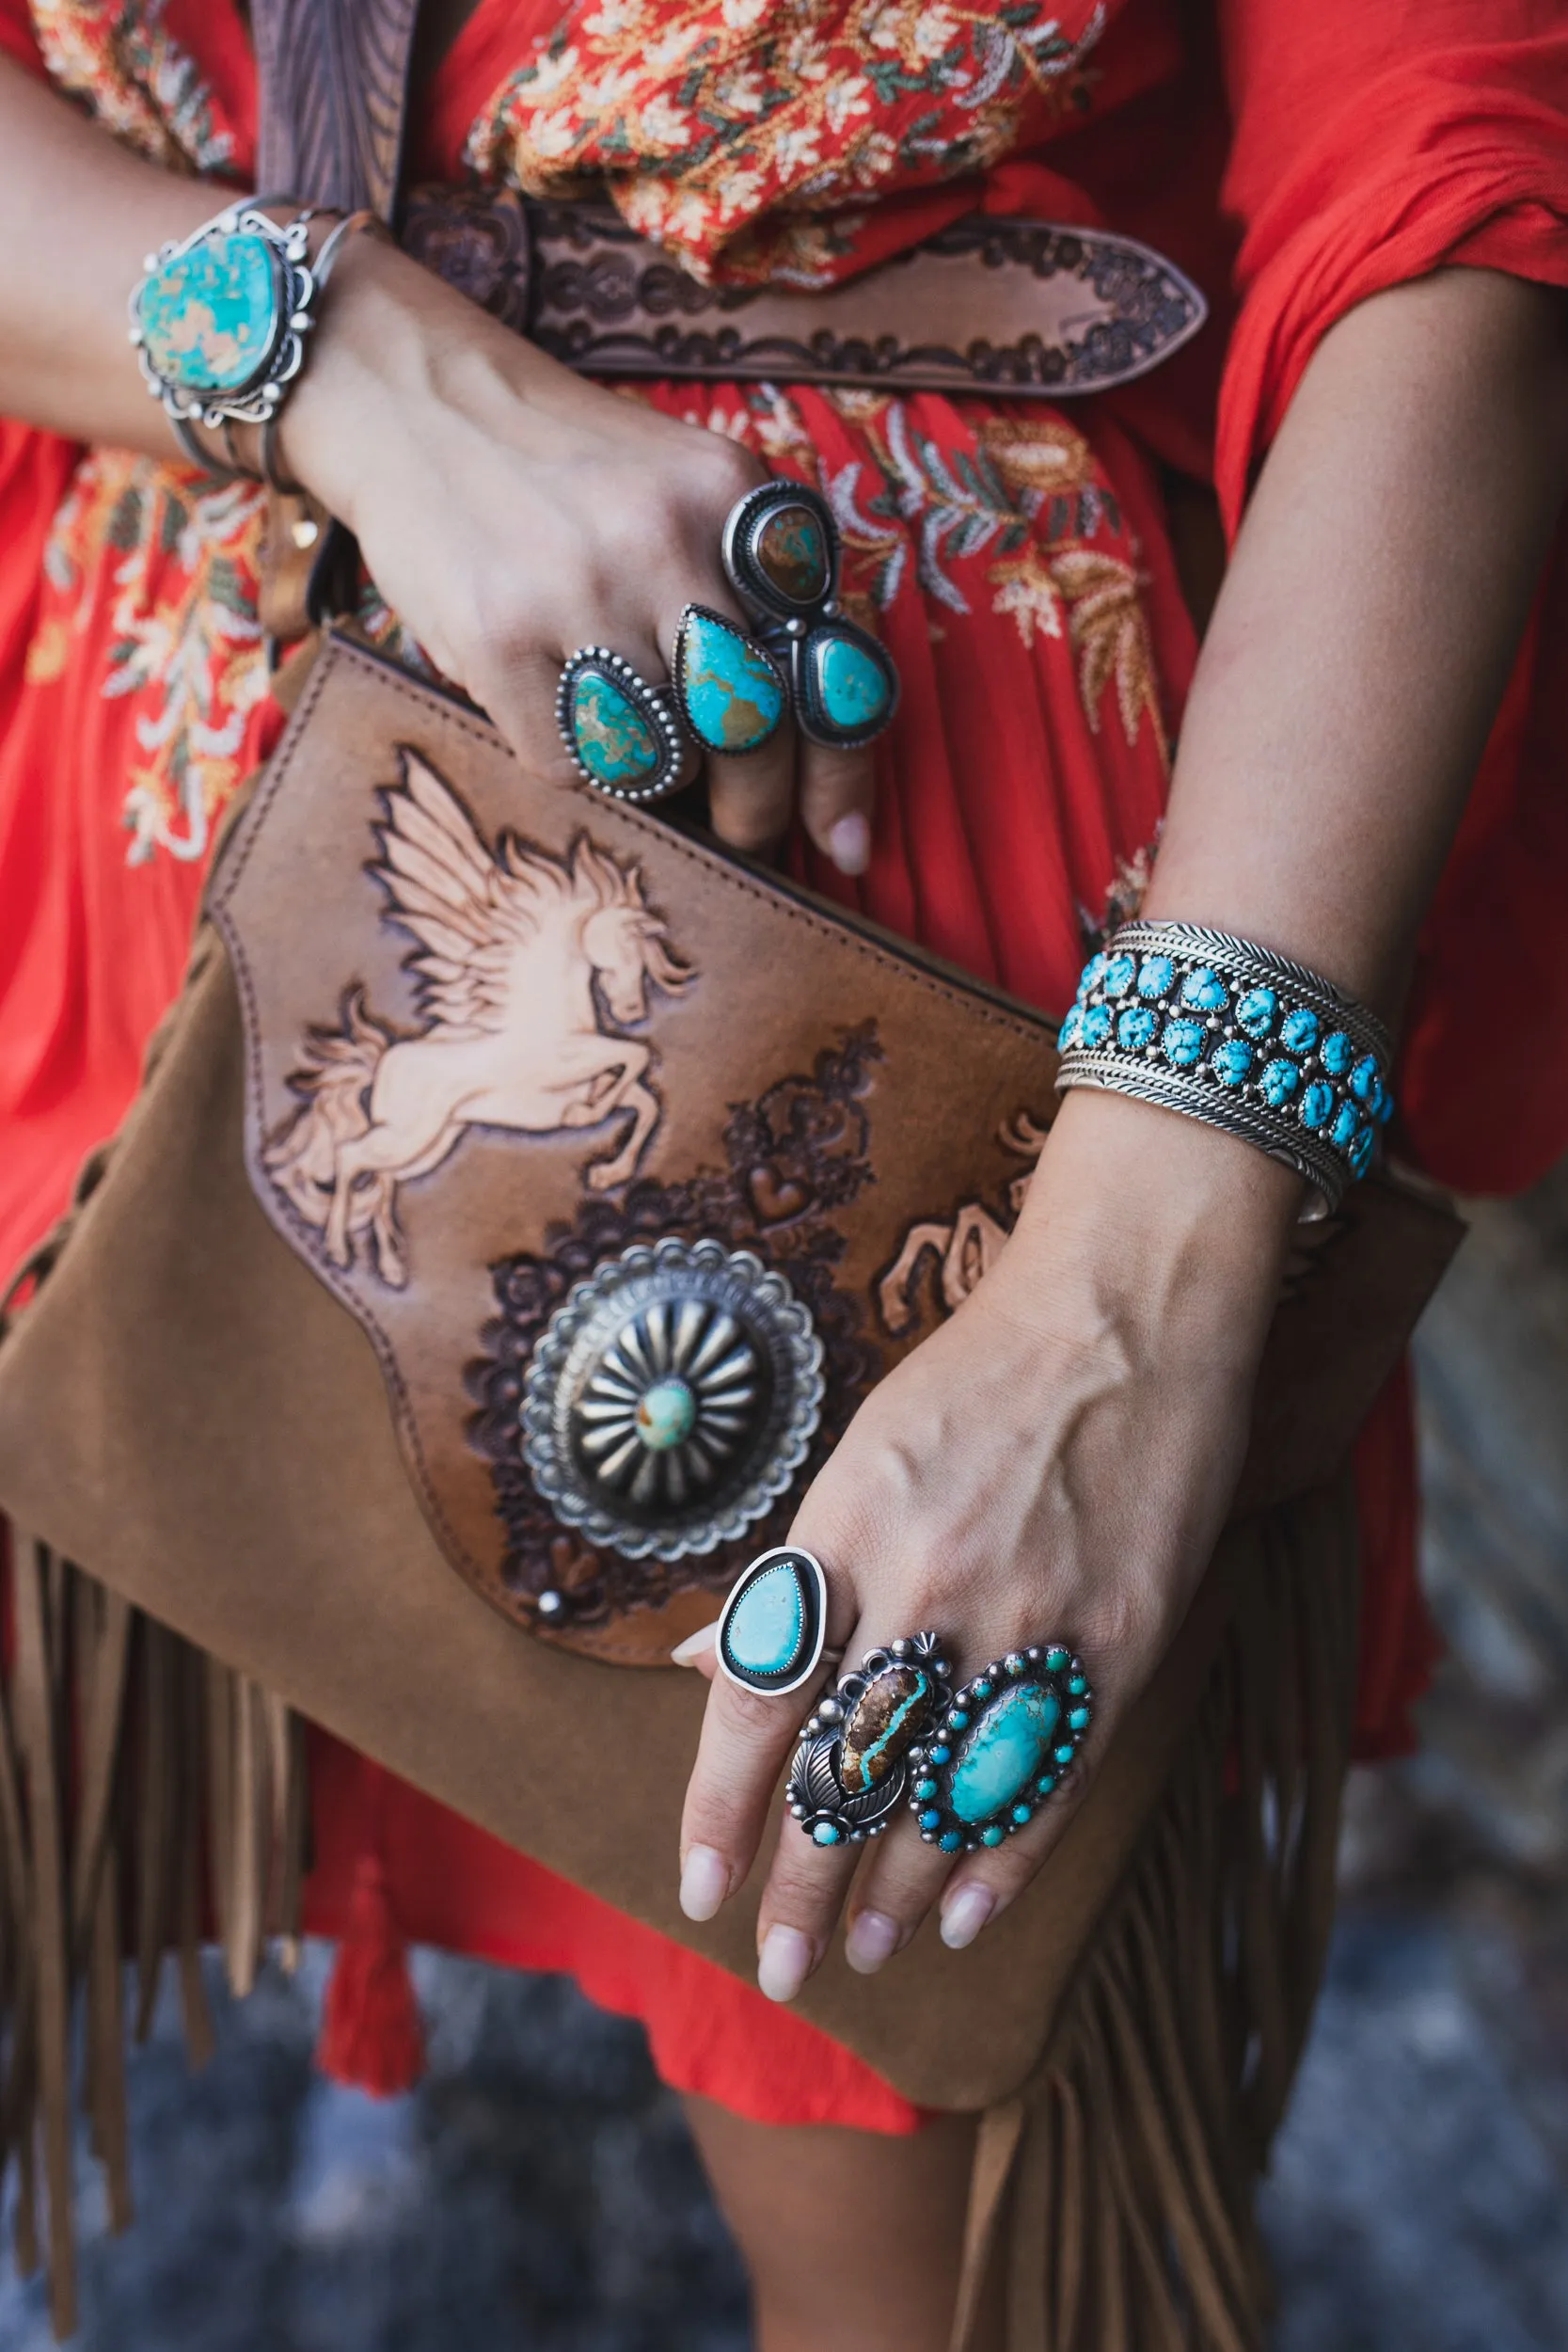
[908,1645,1093,1854]
[556,645,700,803]
[720,481,899,751]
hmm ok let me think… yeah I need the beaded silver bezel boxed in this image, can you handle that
[787,1631,953,1846]
[716,1547,830,1696]
[130,204,317,431]
[909,1645,1092,1854]
[556,647,699,803]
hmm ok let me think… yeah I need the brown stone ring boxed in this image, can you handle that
[785,1631,954,1849]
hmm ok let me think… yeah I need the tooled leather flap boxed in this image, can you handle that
[207,635,1462,1663]
[253,0,420,220]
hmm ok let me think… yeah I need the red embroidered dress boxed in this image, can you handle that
[2,0,1566,2127]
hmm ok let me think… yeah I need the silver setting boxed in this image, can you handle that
[716,1547,830,1697]
[1055,919,1393,1219]
[556,646,698,803]
[130,203,317,431]
[522,1238,824,1561]
[721,480,897,750]
[787,1631,953,1847]
[909,1645,1092,1854]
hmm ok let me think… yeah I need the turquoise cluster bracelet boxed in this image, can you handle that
[1055,920,1393,1215]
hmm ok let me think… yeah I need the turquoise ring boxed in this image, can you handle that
[671,605,787,755]
[556,645,699,803]
[787,1631,954,1847]
[907,1645,1093,1854]
[720,480,899,751]
[717,1548,832,1697]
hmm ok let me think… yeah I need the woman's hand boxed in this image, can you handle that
[674,1089,1301,1999]
[280,234,875,872]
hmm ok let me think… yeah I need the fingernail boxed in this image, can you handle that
[827,813,871,876]
[679,1845,729,1922]
[940,1885,995,1951]
[671,1621,719,1667]
[757,1924,815,2003]
[845,1910,901,1975]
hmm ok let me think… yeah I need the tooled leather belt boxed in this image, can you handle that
[399,184,1206,399]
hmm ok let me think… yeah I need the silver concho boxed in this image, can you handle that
[521,1238,824,1561]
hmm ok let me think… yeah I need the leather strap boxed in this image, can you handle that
[253,0,420,223]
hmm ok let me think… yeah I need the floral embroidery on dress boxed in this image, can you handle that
[467,0,1107,281]
[26,0,236,170]
[37,452,268,864]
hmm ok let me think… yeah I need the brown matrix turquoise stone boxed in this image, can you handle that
[754,503,830,604]
[839,1664,936,1795]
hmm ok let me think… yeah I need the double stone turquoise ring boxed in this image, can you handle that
[721,480,898,750]
[716,1551,1094,1855]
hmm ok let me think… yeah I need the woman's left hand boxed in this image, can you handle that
[673,1089,1302,1999]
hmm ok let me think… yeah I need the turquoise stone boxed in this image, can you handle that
[939,1830,964,1852]
[946,1682,1062,1827]
[1329,1100,1360,1152]
[1260,1057,1300,1108]
[1180,967,1227,1011]
[1137,955,1175,1001]
[1053,1742,1075,1766]
[1281,1007,1321,1054]
[927,1743,951,1766]
[1080,1005,1112,1048]
[569,670,660,786]
[1351,1126,1375,1177]
[755,502,830,603]
[812,630,891,732]
[138,230,280,395]
[634,1376,696,1453]
[1068,1675,1087,1694]
[1162,1017,1205,1068]
[1212,1039,1252,1088]
[1035,1774,1056,1796]
[812,1821,843,1846]
[1117,1008,1156,1051]
[1068,1706,1091,1731]
[1321,1030,1354,1076]
[982,1825,1006,1847]
[1235,986,1277,1040]
[1045,1648,1069,1672]
[721,1559,810,1683]
[839,1665,936,1795]
[914,1777,938,1801]
[1301,1079,1336,1131]
[1350,1055,1381,1104]
[947,1709,970,1730]
[1103,953,1137,998]
[1011,1804,1033,1826]
[973,1679,994,1700]
[677,612,784,752]
[919,1807,942,1831]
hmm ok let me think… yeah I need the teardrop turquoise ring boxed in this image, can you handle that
[556,645,700,803]
[716,1549,833,1697]
[907,1645,1094,1855]
[671,606,787,756]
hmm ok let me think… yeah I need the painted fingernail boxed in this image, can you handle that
[679,1845,729,1922]
[757,1924,815,2003]
[845,1910,901,1975]
[671,1621,719,1667]
[940,1885,995,1951]
[827,813,871,876]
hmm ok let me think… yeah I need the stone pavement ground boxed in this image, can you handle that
[0,1168,1564,2349]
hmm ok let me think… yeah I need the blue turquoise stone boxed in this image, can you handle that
[813,630,890,731]
[939,1831,964,1852]
[1180,966,1227,1012]
[914,1777,938,1801]
[570,670,660,786]
[1321,1030,1354,1077]
[1329,1100,1360,1152]
[918,1808,942,1832]
[1103,953,1137,999]
[1035,1774,1056,1796]
[1069,1706,1091,1731]
[1053,1742,1075,1766]
[635,1376,696,1453]
[1011,1804,1033,1826]
[1045,1647,1069,1672]
[1080,1005,1112,1048]
[1058,1008,1083,1049]
[1350,1055,1382,1104]
[928,1744,952,1766]
[677,611,784,751]
[1162,1018,1205,1068]
[1301,1079,1336,1131]
[1376,1085,1395,1125]
[1137,955,1175,1000]
[946,1682,1062,1826]
[982,1825,1006,1847]
[947,1710,970,1730]
[1117,1007,1157,1051]
[722,1560,807,1681]
[973,1680,994,1701]
[1082,953,1108,994]
[840,1665,937,1795]
[137,230,279,394]
[812,1821,843,1846]
[1235,986,1277,1041]
[1281,1007,1320,1055]
[1350,1125,1375,1177]
[1260,1057,1300,1108]
[1068,1675,1087,1695]
[1212,1039,1252,1088]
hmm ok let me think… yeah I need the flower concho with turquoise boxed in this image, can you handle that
[1055,918,1394,1218]
[131,202,321,433]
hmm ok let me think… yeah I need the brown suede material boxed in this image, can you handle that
[0,638,1463,2108]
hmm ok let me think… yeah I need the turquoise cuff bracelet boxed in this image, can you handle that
[131,201,321,434]
[1055,920,1393,1216]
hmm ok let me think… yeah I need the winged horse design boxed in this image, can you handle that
[263,749,692,1289]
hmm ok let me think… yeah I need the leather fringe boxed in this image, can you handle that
[951,1477,1360,2352]
[0,1533,308,2340]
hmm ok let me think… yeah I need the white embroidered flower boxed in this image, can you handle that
[849,131,899,183]
[721,0,771,31]
[644,23,707,72]
[637,93,695,152]
[771,123,824,177]
[522,43,581,100]
[824,73,872,133]
[522,107,583,163]
[714,68,767,116]
[912,5,960,62]
[577,62,645,111]
[581,0,644,37]
[713,167,767,219]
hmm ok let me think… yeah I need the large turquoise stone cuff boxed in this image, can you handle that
[131,203,318,431]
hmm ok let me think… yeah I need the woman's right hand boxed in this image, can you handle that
[280,231,876,875]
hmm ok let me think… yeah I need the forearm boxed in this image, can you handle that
[1146,267,1568,1024]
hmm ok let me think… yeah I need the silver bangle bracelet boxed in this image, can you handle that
[1053,920,1394,1218]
